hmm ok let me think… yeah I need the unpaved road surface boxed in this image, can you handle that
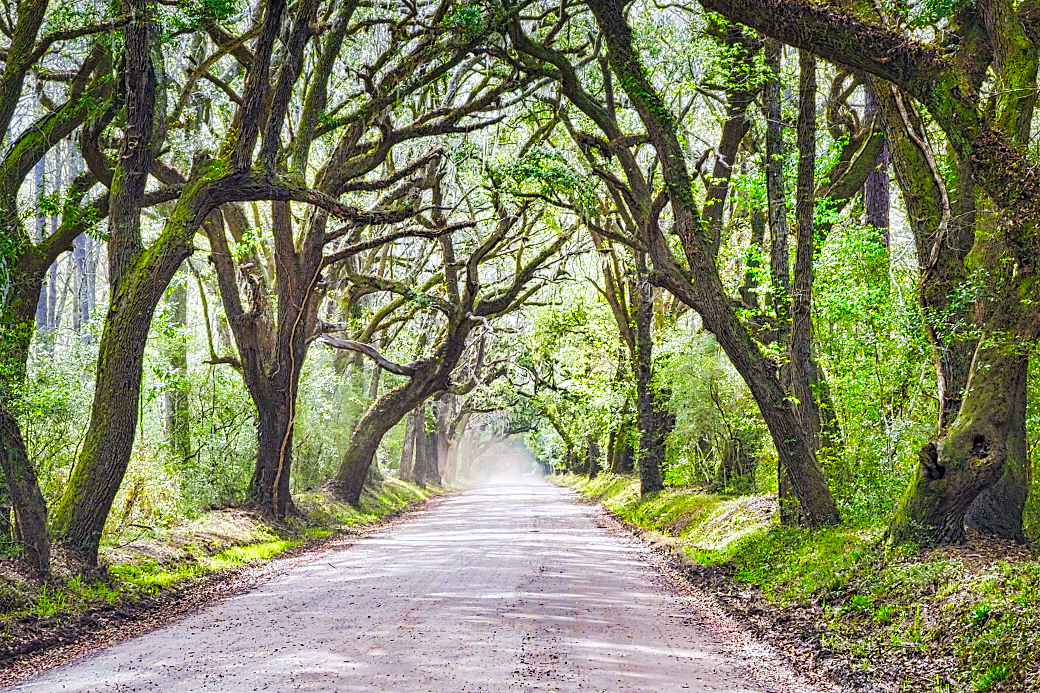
[6,478,815,692]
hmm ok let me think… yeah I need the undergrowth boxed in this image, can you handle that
[560,473,1040,692]
[0,478,433,628]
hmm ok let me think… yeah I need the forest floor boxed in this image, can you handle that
[0,477,439,684]
[557,473,1040,693]
[1,476,829,693]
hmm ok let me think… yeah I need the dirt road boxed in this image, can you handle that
[7,478,815,692]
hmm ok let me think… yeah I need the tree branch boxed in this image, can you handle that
[319,336,417,376]
[322,221,474,267]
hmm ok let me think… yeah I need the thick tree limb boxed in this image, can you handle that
[322,221,475,267]
[320,336,417,376]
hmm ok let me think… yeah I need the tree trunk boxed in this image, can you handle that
[422,427,440,486]
[586,435,601,479]
[0,474,10,542]
[35,262,57,338]
[338,370,449,503]
[0,402,49,578]
[51,0,162,563]
[248,380,297,516]
[399,409,417,481]
[790,51,841,456]
[432,398,451,479]
[763,44,801,523]
[655,259,840,526]
[406,403,438,489]
[207,201,326,520]
[890,345,1028,545]
[164,274,191,461]
[870,78,1032,541]
[617,441,635,474]
[963,358,1029,541]
[634,253,665,493]
[607,408,631,474]
[367,334,383,400]
[51,277,166,561]
[738,206,766,309]
[0,231,51,575]
[336,311,477,504]
[790,49,817,435]
[764,39,791,350]
[72,233,88,334]
[863,82,890,244]
[871,78,976,434]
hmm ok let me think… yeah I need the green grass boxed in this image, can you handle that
[293,477,431,528]
[108,538,301,591]
[1,480,435,627]
[557,473,1040,692]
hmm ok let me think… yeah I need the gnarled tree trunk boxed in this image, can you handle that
[337,350,460,504]
[891,345,1028,545]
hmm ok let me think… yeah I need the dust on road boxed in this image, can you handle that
[6,476,823,692]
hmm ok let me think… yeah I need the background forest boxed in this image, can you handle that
[1,0,1039,685]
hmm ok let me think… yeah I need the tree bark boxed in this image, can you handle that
[963,358,1029,541]
[164,274,191,461]
[249,385,296,514]
[337,341,462,504]
[207,201,322,519]
[870,77,1032,542]
[72,234,89,334]
[0,402,48,577]
[764,39,791,350]
[738,206,766,309]
[50,0,162,561]
[871,80,976,434]
[51,265,168,561]
[634,252,665,493]
[891,344,1029,545]
[399,409,418,481]
[418,422,440,487]
[863,82,890,244]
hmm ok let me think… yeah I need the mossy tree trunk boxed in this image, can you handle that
[586,435,602,480]
[963,365,1029,541]
[206,200,323,519]
[584,0,841,527]
[336,322,471,504]
[0,401,48,577]
[869,59,1031,542]
[763,41,802,524]
[890,342,1029,544]
[872,79,977,435]
[0,45,115,576]
[399,408,419,482]
[51,0,163,561]
[862,82,890,244]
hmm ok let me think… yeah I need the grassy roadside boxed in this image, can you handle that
[558,473,1040,693]
[0,478,438,627]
